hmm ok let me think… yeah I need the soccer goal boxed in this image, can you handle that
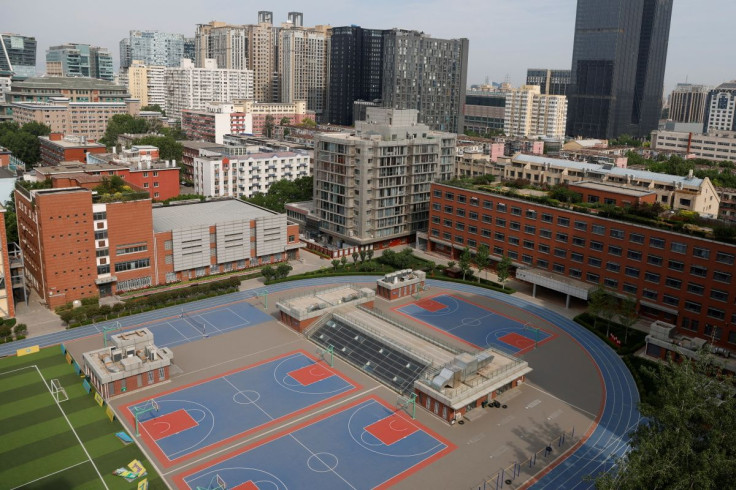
[50,378,69,403]
[196,474,227,490]
[397,392,417,419]
[316,344,334,367]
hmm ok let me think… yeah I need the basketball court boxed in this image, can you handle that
[396,294,554,354]
[174,396,454,490]
[122,350,360,466]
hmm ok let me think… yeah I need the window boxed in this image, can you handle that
[572,237,586,247]
[432,217,441,224]
[523,240,535,250]
[625,267,640,278]
[610,229,625,239]
[570,268,582,279]
[93,211,106,221]
[590,241,604,251]
[556,232,568,243]
[432,203,440,211]
[454,236,464,244]
[571,252,583,262]
[710,289,728,302]
[483,200,493,209]
[604,278,618,288]
[444,205,453,213]
[670,242,687,254]
[557,217,570,227]
[574,221,587,231]
[716,252,734,264]
[455,222,465,231]
[94,230,108,240]
[148,371,154,383]
[681,317,699,331]
[510,221,521,231]
[511,206,522,216]
[443,232,451,240]
[665,277,682,289]
[538,244,550,254]
[554,248,567,258]
[642,289,658,300]
[553,263,565,273]
[608,245,622,256]
[468,225,478,234]
[627,250,642,261]
[592,224,605,235]
[690,265,708,277]
[649,237,665,249]
[588,257,602,267]
[97,265,110,275]
[457,195,466,204]
[508,236,519,246]
[606,262,620,272]
[629,232,644,243]
[644,272,660,283]
[470,197,479,207]
[456,209,466,217]
[623,283,637,294]
[586,272,600,284]
[507,250,518,259]
[522,254,533,264]
[714,271,732,283]
[433,190,442,198]
[114,259,151,272]
[495,217,505,227]
[647,255,663,266]
[495,232,505,242]
[707,308,725,321]
[524,225,536,234]
[541,213,553,223]
[687,283,704,295]
[536,259,549,268]
[526,210,537,219]
[497,203,507,213]
[116,243,148,255]
[668,260,684,271]
[469,212,478,220]
[662,294,679,307]
[467,239,477,248]
[693,247,711,259]
[445,192,454,201]
[493,245,504,255]
[482,229,491,238]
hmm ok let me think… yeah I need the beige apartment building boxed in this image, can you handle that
[651,130,736,163]
[504,85,567,139]
[279,25,331,117]
[119,60,166,109]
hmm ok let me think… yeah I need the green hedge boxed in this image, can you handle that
[430,276,515,294]
[573,312,646,355]
[623,355,661,406]
[266,270,386,285]
[58,277,242,328]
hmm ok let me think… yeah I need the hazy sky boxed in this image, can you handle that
[3,0,734,93]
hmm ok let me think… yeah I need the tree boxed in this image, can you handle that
[475,244,491,282]
[366,249,374,261]
[275,263,292,279]
[261,265,276,282]
[134,135,183,163]
[300,117,316,128]
[359,250,367,263]
[352,251,359,264]
[0,325,11,343]
[13,323,28,340]
[595,351,736,490]
[617,295,639,344]
[340,256,347,268]
[280,117,291,125]
[600,293,618,338]
[264,114,275,138]
[141,104,165,115]
[458,247,473,281]
[3,193,17,244]
[243,176,313,213]
[331,259,340,271]
[100,114,149,147]
[20,121,51,137]
[587,286,609,331]
[496,256,512,290]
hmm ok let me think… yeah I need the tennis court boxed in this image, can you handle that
[174,396,454,490]
[396,294,554,354]
[123,350,360,467]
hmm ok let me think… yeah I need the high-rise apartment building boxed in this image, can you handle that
[504,85,568,139]
[668,83,710,124]
[566,0,674,139]
[46,44,114,81]
[703,81,736,133]
[164,59,253,120]
[119,61,166,109]
[311,108,456,247]
[463,90,507,136]
[327,26,385,126]
[119,30,187,69]
[382,29,468,134]
[279,24,331,117]
[526,69,571,96]
[0,33,37,78]
[183,38,195,63]
[194,22,249,71]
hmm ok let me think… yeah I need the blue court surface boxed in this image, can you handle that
[123,351,358,465]
[175,396,454,490]
[396,294,553,354]
[130,301,273,349]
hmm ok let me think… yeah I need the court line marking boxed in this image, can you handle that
[222,377,275,421]
[10,459,90,490]
[32,365,109,490]
[163,386,381,476]
[289,434,357,489]
[0,365,37,376]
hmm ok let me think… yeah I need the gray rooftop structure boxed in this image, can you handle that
[152,199,276,232]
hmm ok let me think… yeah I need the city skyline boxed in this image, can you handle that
[2,0,733,93]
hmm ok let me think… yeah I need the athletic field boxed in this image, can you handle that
[0,347,165,489]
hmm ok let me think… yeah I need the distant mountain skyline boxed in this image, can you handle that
[3,0,734,94]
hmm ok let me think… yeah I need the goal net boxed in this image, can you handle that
[50,378,69,403]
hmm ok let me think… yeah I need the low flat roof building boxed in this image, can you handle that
[38,133,107,166]
[276,284,376,332]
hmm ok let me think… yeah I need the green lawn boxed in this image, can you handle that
[0,347,166,489]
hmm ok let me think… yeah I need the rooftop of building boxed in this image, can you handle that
[568,181,656,197]
[714,80,736,91]
[39,134,105,148]
[181,140,228,150]
[152,199,276,232]
[11,76,129,91]
[198,150,308,161]
[513,154,706,188]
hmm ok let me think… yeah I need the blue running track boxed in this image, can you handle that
[2,276,639,488]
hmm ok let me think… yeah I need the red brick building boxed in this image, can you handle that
[0,146,10,168]
[568,181,657,207]
[426,182,736,349]
[0,206,14,318]
[38,133,107,166]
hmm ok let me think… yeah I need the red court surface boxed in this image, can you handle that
[365,413,420,445]
[499,332,536,350]
[142,409,198,440]
[288,363,332,386]
[232,482,259,490]
[415,298,447,312]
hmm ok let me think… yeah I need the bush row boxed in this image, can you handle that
[429,276,515,295]
[0,321,27,344]
[573,312,647,356]
[57,277,242,328]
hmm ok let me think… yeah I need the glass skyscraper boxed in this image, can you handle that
[0,34,37,78]
[566,0,673,139]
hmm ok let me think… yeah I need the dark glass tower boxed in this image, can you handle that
[566,0,673,139]
[327,26,385,126]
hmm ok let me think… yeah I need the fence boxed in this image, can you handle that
[471,427,576,490]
